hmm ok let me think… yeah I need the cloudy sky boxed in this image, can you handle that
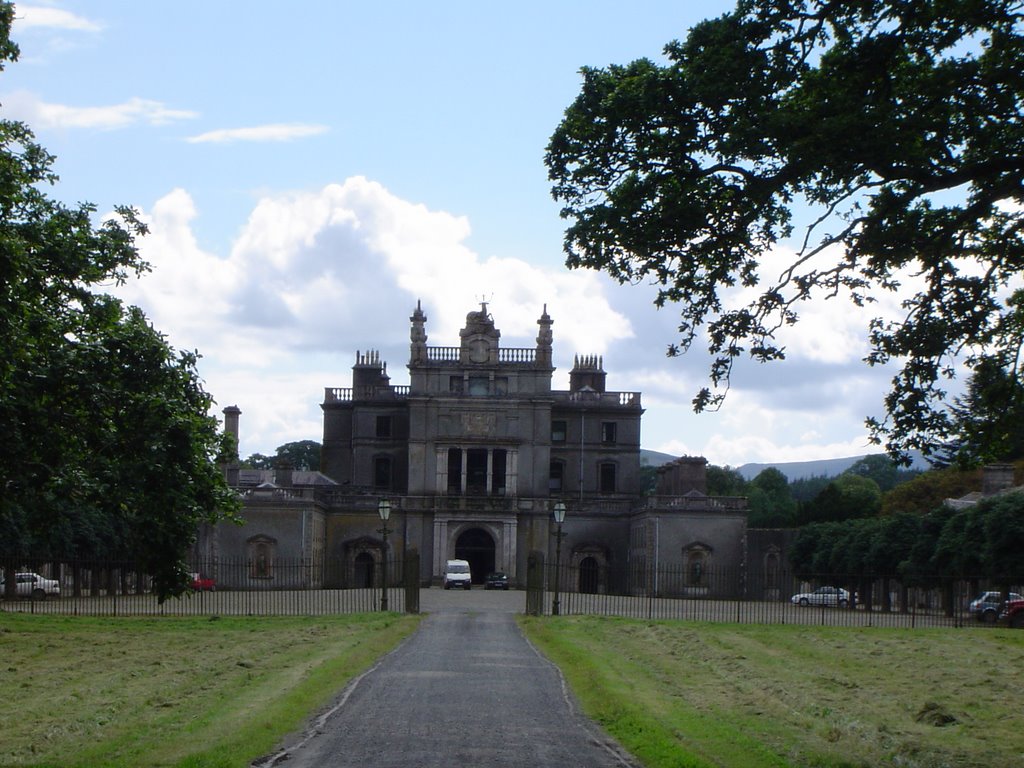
[5,1,917,466]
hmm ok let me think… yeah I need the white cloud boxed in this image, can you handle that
[2,90,197,129]
[114,178,634,457]
[186,123,329,144]
[14,5,102,32]
[109,179,910,466]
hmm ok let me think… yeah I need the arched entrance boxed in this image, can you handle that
[579,556,600,594]
[454,527,496,584]
[354,552,375,588]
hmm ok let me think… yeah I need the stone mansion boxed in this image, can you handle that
[201,302,786,595]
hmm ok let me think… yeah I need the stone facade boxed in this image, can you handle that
[206,303,751,593]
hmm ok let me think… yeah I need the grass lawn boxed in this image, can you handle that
[519,616,1024,768]
[0,612,421,768]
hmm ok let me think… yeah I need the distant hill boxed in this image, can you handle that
[640,450,927,481]
[735,452,927,481]
[735,456,865,481]
[640,449,679,467]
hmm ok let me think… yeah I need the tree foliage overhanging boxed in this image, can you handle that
[546,0,1024,463]
[0,4,239,599]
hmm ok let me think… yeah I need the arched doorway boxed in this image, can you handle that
[454,527,496,584]
[354,552,375,588]
[579,556,600,594]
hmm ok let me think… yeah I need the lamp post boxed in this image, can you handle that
[377,499,392,612]
[552,501,566,616]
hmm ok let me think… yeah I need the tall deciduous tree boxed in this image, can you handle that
[747,467,797,527]
[933,358,1024,467]
[0,5,238,599]
[274,440,322,472]
[546,0,1024,463]
[243,441,322,472]
[706,464,748,496]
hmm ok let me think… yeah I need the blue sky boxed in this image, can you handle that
[4,1,909,466]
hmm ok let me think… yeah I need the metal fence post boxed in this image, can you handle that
[404,550,420,614]
[526,552,544,616]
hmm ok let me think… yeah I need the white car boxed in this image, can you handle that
[1,572,61,599]
[791,586,850,607]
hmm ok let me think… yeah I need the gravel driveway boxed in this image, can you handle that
[257,588,638,767]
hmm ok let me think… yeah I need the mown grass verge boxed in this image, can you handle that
[519,616,1024,768]
[0,612,421,768]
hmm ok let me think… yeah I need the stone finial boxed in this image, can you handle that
[536,304,553,367]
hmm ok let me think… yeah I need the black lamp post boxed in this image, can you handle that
[378,499,392,611]
[552,501,566,616]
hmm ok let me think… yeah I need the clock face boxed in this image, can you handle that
[469,338,489,363]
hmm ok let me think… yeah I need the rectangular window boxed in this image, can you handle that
[447,448,462,493]
[549,460,564,492]
[599,462,617,494]
[449,376,464,394]
[376,415,392,438]
[491,449,507,494]
[601,422,617,444]
[551,420,567,443]
[466,448,488,492]
[373,457,391,488]
[468,377,489,396]
[494,377,508,395]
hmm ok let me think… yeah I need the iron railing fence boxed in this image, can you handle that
[0,556,408,617]
[5,556,1020,628]
[538,561,1023,628]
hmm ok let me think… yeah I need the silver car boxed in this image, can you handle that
[791,586,850,607]
[969,591,1023,623]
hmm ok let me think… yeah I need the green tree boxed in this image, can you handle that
[845,454,919,492]
[789,475,832,503]
[0,6,238,599]
[242,453,276,470]
[705,464,747,496]
[274,440,322,472]
[546,0,1024,463]
[747,467,796,527]
[978,491,1024,586]
[933,358,1024,468]
[881,464,985,515]
[799,474,881,525]
[243,440,322,472]
[866,513,921,611]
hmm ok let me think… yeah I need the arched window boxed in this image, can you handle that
[579,557,600,594]
[354,552,375,588]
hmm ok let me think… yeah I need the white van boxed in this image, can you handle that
[443,559,472,590]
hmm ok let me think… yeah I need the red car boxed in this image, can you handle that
[1000,599,1024,628]
[190,573,216,592]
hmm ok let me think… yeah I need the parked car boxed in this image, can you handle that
[969,591,1023,623]
[1001,599,1024,628]
[190,573,216,592]
[0,572,60,599]
[485,571,509,590]
[791,586,850,607]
